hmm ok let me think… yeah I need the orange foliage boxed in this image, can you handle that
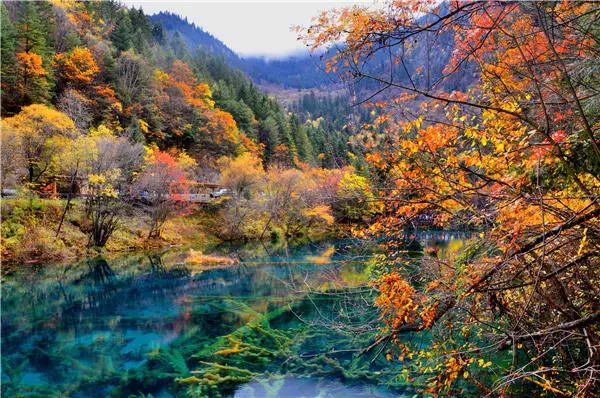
[16,52,46,77]
[304,1,600,396]
[373,272,439,333]
[154,61,214,110]
[152,60,245,153]
[55,47,100,86]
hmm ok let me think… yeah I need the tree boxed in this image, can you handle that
[304,1,600,396]
[292,118,313,164]
[116,49,150,105]
[198,108,242,156]
[217,99,257,139]
[1,3,18,113]
[133,147,196,238]
[333,172,377,222]
[14,1,54,105]
[84,125,144,247]
[1,104,75,185]
[0,125,22,189]
[275,112,296,166]
[15,2,50,55]
[54,47,100,87]
[214,153,265,240]
[258,116,279,164]
[260,167,333,238]
[111,12,132,53]
[217,152,264,200]
[57,88,92,131]
[151,60,245,155]
[14,51,50,105]
[52,133,96,236]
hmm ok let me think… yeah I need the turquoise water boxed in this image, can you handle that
[1,232,470,397]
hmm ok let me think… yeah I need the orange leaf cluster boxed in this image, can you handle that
[55,47,100,86]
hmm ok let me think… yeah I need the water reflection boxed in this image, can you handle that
[2,234,470,397]
[235,376,405,398]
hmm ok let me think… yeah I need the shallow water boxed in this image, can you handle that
[1,232,470,397]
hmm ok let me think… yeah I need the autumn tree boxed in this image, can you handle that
[133,147,196,238]
[333,172,377,222]
[54,47,100,88]
[0,125,21,190]
[84,125,144,247]
[13,1,54,105]
[150,60,247,155]
[52,131,96,236]
[218,152,264,200]
[57,88,92,131]
[215,153,265,240]
[1,104,75,185]
[259,167,334,239]
[116,49,150,106]
[304,1,600,396]
[198,108,241,156]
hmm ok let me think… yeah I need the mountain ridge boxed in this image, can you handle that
[150,12,331,90]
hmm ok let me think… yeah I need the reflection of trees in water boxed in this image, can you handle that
[83,257,117,311]
[148,253,166,274]
[3,240,410,398]
[85,257,116,284]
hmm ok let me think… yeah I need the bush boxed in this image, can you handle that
[333,172,379,222]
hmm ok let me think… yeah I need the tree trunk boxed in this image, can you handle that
[56,165,78,237]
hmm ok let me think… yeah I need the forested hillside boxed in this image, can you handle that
[0,1,355,169]
[0,0,380,263]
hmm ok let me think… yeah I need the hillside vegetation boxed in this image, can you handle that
[0,0,376,263]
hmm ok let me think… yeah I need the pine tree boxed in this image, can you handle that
[126,116,146,143]
[275,112,297,165]
[63,30,82,52]
[111,13,133,53]
[14,2,54,105]
[1,3,17,113]
[259,115,280,164]
[34,1,56,50]
[152,22,166,45]
[291,115,313,164]
[16,2,46,53]
[170,32,188,59]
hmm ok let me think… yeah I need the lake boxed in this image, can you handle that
[1,231,471,397]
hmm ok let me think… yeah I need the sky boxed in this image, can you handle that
[123,0,378,58]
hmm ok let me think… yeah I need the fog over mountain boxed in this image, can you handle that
[151,12,332,89]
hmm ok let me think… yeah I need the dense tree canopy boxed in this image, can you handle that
[304,1,600,396]
[0,0,359,170]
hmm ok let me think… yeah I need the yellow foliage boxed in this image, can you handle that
[185,249,237,267]
[176,376,202,385]
[306,245,336,264]
[305,205,334,225]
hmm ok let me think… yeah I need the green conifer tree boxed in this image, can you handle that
[14,2,54,105]
[111,13,133,53]
[1,4,18,113]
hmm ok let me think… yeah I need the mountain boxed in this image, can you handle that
[150,12,331,90]
[150,10,476,96]
[150,12,239,63]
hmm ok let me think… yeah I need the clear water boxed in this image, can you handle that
[1,232,471,397]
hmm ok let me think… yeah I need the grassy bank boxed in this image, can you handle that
[0,197,219,267]
[0,196,346,268]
